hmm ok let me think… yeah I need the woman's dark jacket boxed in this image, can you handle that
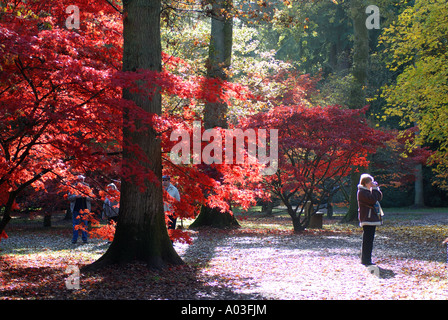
[357,184,383,226]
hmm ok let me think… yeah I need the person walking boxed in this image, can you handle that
[357,173,383,266]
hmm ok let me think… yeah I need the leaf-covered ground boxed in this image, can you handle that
[1,209,448,300]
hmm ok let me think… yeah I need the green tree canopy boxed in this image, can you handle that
[380,0,448,189]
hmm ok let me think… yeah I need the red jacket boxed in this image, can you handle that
[357,185,383,226]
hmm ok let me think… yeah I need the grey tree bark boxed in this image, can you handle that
[343,0,369,222]
[190,0,240,229]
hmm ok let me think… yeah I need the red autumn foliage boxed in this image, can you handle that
[0,0,412,243]
[262,69,319,106]
[243,104,392,232]
[0,1,124,241]
[0,230,8,241]
[0,0,264,244]
[159,113,268,228]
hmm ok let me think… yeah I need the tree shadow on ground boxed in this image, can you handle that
[2,211,445,299]
[178,227,265,299]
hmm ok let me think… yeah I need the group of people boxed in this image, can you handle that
[69,174,180,244]
[68,171,389,267]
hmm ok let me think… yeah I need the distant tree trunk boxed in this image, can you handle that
[190,204,239,229]
[343,0,369,222]
[413,122,425,208]
[84,0,183,270]
[261,198,277,216]
[203,0,233,129]
[348,0,369,109]
[43,214,51,227]
[190,0,239,229]
[413,163,425,208]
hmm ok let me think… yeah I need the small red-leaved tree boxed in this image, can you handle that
[244,104,391,232]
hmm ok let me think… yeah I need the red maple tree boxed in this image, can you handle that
[0,0,123,238]
[243,104,392,232]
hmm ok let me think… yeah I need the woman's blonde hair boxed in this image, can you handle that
[359,173,374,187]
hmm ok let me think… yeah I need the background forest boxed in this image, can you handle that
[159,0,448,208]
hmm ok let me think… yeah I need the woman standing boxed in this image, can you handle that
[358,173,383,266]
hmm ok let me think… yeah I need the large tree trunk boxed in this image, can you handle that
[203,0,233,129]
[191,0,238,229]
[343,0,369,222]
[84,0,183,270]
